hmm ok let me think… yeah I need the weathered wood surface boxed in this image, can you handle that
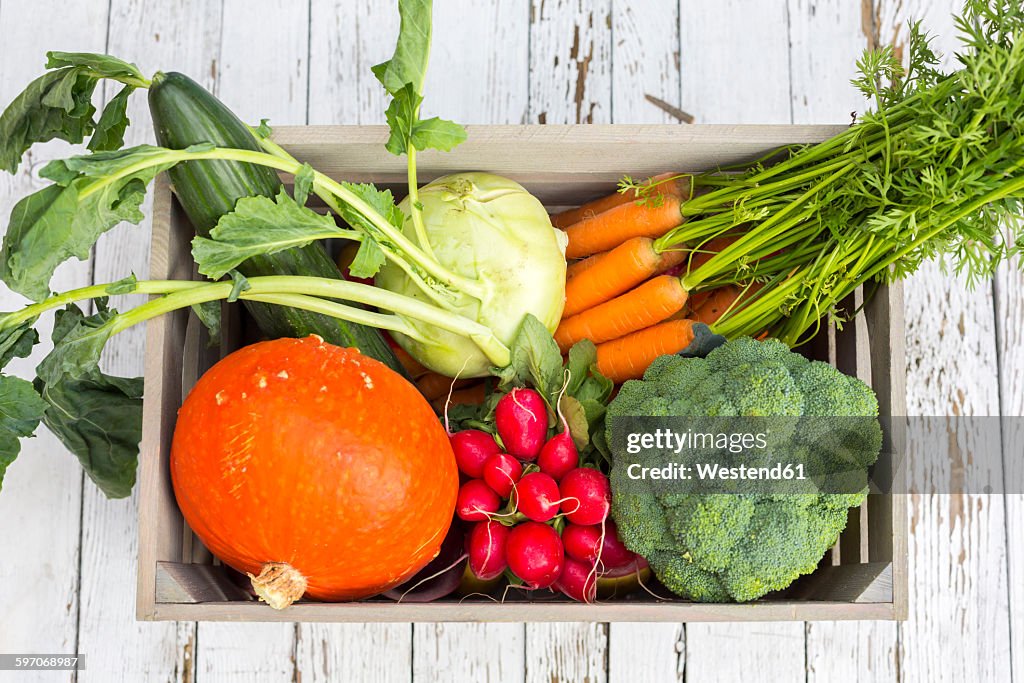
[0,0,1017,682]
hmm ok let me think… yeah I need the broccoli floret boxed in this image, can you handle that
[606,337,881,602]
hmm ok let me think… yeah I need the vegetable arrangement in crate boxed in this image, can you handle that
[0,0,1021,608]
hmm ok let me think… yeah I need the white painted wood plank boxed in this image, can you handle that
[0,1,108,676]
[994,242,1023,683]
[525,3,611,681]
[296,623,411,683]
[604,3,685,681]
[75,1,222,681]
[528,0,612,125]
[412,623,524,683]
[787,0,869,125]
[684,624,806,682]
[308,0,398,126]
[789,3,898,679]
[678,0,791,124]
[610,0,680,124]
[871,2,1013,681]
[607,624,683,683]
[193,1,310,679]
[679,2,804,677]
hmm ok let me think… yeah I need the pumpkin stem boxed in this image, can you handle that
[248,562,307,609]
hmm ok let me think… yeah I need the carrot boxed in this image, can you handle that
[391,344,430,379]
[566,253,603,280]
[554,275,688,351]
[416,373,472,401]
[686,234,740,271]
[563,237,687,318]
[551,172,682,229]
[431,383,487,412]
[692,285,741,325]
[564,194,685,260]
[595,319,696,383]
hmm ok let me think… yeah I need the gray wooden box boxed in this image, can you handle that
[137,125,908,622]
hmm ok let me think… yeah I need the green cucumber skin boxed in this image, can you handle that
[147,72,400,372]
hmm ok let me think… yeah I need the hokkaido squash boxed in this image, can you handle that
[170,335,458,608]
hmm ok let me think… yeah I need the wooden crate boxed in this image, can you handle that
[137,124,908,622]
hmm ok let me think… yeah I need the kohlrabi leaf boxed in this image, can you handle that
[0,145,177,301]
[227,270,250,303]
[372,0,433,96]
[191,301,222,344]
[0,319,40,370]
[294,163,315,206]
[374,0,467,158]
[254,118,272,139]
[382,85,422,156]
[382,82,465,156]
[0,53,146,173]
[44,52,147,82]
[87,85,134,152]
[334,183,404,278]
[410,116,467,152]
[192,188,348,279]
[34,302,143,499]
[337,182,405,234]
[104,273,138,295]
[0,68,98,173]
[348,240,387,279]
[0,374,49,491]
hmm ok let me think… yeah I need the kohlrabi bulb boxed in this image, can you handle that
[375,172,567,377]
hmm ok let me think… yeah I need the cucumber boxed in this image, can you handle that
[148,71,400,372]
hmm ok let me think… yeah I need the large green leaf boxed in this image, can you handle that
[0,145,177,301]
[371,0,433,96]
[0,374,49,491]
[0,67,98,173]
[34,303,143,499]
[192,187,349,280]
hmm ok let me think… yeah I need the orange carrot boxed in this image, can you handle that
[416,373,472,401]
[554,275,688,351]
[391,344,430,379]
[686,234,740,271]
[563,237,687,318]
[692,285,741,325]
[595,319,696,383]
[431,383,487,412]
[566,253,604,280]
[564,194,685,260]
[551,172,682,229]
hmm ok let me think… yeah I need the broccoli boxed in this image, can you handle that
[606,337,881,602]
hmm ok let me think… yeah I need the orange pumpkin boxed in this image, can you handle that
[170,335,458,608]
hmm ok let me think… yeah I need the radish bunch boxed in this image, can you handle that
[450,388,639,603]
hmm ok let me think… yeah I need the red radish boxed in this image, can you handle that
[599,520,636,568]
[495,388,548,460]
[506,521,564,589]
[467,520,510,580]
[559,468,611,525]
[561,523,603,564]
[537,431,578,481]
[554,557,598,603]
[450,430,501,478]
[482,453,523,498]
[456,480,500,521]
[514,472,561,522]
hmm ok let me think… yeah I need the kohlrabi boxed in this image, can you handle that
[377,172,567,376]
